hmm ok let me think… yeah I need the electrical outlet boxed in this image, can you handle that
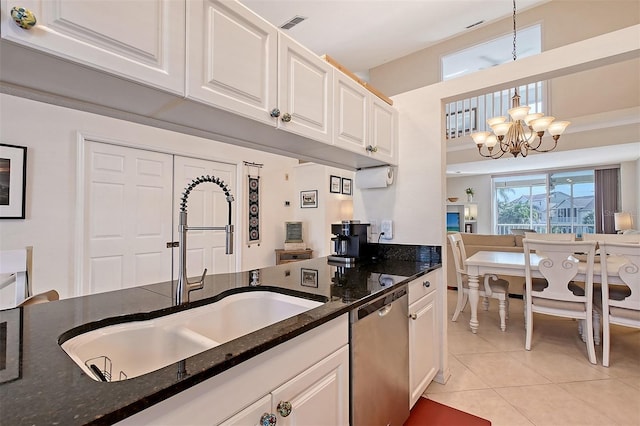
[381,220,393,239]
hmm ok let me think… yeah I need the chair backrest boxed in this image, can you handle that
[600,242,640,313]
[523,239,597,303]
[583,233,640,244]
[17,289,59,307]
[447,233,468,287]
[525,232,575,241]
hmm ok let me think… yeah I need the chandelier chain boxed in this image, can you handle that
[512,0,517,62]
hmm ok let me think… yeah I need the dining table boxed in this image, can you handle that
[464,250,624,334]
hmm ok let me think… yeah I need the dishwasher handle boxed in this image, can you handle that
[354,286,407,321]
[378,304,393,317]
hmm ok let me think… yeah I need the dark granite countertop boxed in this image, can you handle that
[0,245,440,425]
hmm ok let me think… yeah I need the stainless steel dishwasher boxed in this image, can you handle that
[350,285,409,426]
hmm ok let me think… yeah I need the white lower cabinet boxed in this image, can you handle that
[408,270,440,408]
[116,315,348,425]
[221,345,349,425]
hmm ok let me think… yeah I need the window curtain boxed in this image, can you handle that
[594,168,619,234]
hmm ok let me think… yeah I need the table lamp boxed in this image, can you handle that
[614,212,633,234]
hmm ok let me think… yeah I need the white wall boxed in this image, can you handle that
[293,163,354,256]
[446,175,493,234]
[0,94,300,300]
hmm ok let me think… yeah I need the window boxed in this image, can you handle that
[493,169,596,237]
[442,25,541,81]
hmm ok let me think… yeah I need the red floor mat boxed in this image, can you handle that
[404,398,491,426]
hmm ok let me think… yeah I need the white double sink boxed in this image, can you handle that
[60,291,323,382]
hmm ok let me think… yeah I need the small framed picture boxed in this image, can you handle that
[301,268,319,288]
[329,175,341,193]
[465,223,473,233]
[341,178,352,195]
[0,144,27,219]
[300,190,318,208]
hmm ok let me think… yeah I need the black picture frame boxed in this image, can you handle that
[301,268,319,288]
[465,223,473,233]
[0,308,22,383]
[0,144,27,219]
[300,190,318,208]
[341,178,352,195]
[329,175,341,193]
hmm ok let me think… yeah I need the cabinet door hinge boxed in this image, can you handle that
[166,241,179,248]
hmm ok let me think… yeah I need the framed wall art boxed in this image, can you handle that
[0,144,27,219]
[301,268,318,288]
[300,190,318,208]
[341,178,352,195]
[330,175,341,193]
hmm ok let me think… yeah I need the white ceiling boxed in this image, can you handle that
[240,0,547,76]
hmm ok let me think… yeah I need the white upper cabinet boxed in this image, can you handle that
[186,0,277,124]
[277,31,333,145]
[333,70,369,154]
[370,95,398,164]
[0,0,185,94]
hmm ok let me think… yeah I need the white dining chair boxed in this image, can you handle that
[523,239,598,364]
[597,242,640,367]
[448,233,510,331]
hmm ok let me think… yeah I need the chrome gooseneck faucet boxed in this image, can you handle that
[176,175,234,305]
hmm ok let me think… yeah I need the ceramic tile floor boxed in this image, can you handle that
[424,289,640,426]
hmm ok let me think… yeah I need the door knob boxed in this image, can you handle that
[409,313,417,320]
[270,108,281,118]
[11,6,37,29]
[281,113,292,122]
[277,400,292,417]
[260,413,277,425]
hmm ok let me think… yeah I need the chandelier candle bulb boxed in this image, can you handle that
[531,116,555,132]
[471,131,491,145]
[524,113,543,126]
[548,121,570,136]
[487,116,507,127]
[492,122,512,136]
[508,105,530,120]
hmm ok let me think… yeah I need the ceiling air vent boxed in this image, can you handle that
[279,15,307,30]
[465,20,484,29]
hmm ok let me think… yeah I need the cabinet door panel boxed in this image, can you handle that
[271,345,349,426]
[186,0,277,124]
[0,0,185,93]
[334,71,368,152]
[409,291,438,408]
[370,96,398,164]
[278,32,333,144]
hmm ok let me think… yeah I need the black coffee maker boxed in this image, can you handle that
[329,221,371,264]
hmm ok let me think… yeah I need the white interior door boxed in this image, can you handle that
[173,156,237,280]
[84,142,173,295]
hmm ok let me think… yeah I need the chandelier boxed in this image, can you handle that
[470,0,570,159]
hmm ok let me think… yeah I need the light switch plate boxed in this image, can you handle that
[381,220,393,239]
